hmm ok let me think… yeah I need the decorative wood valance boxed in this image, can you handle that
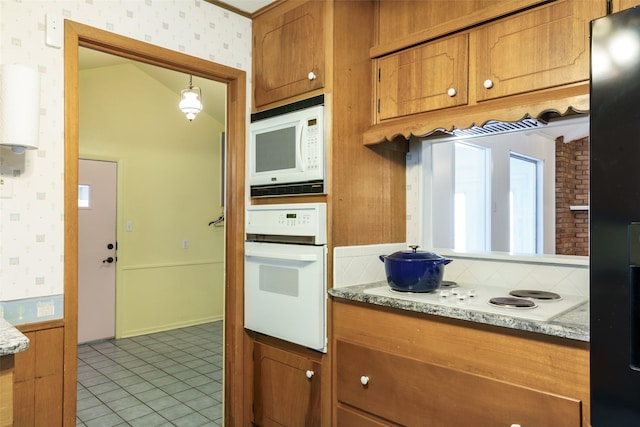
[363,82,590,148]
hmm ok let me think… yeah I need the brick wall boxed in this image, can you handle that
[555,136,589,256]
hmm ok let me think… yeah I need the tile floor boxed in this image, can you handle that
[76,321,223,427]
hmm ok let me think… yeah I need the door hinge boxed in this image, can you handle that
[377,98,380,114]
[378,67,381,82]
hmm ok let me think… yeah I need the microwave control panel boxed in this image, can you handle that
[305,119,320,171]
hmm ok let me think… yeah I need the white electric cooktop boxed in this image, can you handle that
[364,283,586,322]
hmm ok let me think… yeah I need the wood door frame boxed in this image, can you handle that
[63,21,246,426]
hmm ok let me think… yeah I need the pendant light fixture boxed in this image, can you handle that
[179,74,202,121]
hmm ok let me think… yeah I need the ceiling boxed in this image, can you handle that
[78,47,227,124]
[212,0,277,15]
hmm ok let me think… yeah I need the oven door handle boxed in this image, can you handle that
[245,250,318,262]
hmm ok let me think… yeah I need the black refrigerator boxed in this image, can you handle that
[591,6,640,425]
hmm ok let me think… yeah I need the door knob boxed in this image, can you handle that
[107,243,114,250]
[102,257,114,264]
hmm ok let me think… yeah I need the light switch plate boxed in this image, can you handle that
[45,13,62,48]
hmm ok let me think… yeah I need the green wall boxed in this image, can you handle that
[79,63,225,338]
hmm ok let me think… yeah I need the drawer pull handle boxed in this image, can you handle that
[308,71,316,81]
[306,370,314,379]
[483,79,494,89]
[360,375,369,386]
[447,87,457,97]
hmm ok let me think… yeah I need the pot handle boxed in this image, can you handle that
[443,258,453,265]
[379,255,386,263]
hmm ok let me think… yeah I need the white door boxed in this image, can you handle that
[78,159,117,344]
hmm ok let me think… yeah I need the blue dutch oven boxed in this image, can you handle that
[379,245,453,293]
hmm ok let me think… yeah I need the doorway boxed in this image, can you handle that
[64,21,246,426]
[78,47,227,340]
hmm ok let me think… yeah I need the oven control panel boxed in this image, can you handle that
[246,203,327,244]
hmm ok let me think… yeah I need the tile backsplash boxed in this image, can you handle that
[334,244,589,297]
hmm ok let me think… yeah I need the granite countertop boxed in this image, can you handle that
[329,282,589,342]
[0,317,30,356]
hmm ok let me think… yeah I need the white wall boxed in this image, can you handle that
[0,1,251,319]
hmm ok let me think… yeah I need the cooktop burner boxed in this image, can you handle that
[509,290,561,300]
[488,296,537,309]
[440,280,458,289]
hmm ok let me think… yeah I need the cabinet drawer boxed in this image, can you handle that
[377,33,468,120]
[337,403,395,426]
[475,0,605,102]
[336,340,582,427]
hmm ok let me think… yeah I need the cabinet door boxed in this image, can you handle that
[378,33,468,121]
[613,0,640,11]
[253,342,321,426]
[336,340,582,427]
[253,0,324,108]
[376,0,547,55]
[475,0,606,102]
[13,326,64,427]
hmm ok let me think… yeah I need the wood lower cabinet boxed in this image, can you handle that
[474,0,605,102]
[377,33,469,120]
[13,325,64,427]
[0,355,14,427]
[252,341,322,426]
[253,0,324,108]
[333,301,590,426]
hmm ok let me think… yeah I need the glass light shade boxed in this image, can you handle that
[179,86,202,121]
[0,64,40,153]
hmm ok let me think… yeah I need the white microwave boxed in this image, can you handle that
[249,96,325,197]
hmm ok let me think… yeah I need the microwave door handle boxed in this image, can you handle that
[298,123,306,171]
[245,250,317,262]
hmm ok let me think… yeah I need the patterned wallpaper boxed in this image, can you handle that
[0,1,251,318]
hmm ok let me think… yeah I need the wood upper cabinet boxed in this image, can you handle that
[253,0,324,108]
[613,0,640,11]
[475,0,606,102]
[374,0,548,57]
[377,33,469,120]
[336,340,581,426]
[252,341,322,426]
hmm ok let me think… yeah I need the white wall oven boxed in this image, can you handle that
[244,203,327,353]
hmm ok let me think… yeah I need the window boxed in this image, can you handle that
[510,153,542,254]
[430,141,490,252]
[78,184,90,208]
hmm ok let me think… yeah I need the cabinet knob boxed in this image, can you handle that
[360,375,369,386]
[510,424,522,427]
[483,79,494,89]
[308,71,316,81]
[305,370,314,379]
[447,87,457,97]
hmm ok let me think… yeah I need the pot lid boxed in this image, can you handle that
[385,245,445,261]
